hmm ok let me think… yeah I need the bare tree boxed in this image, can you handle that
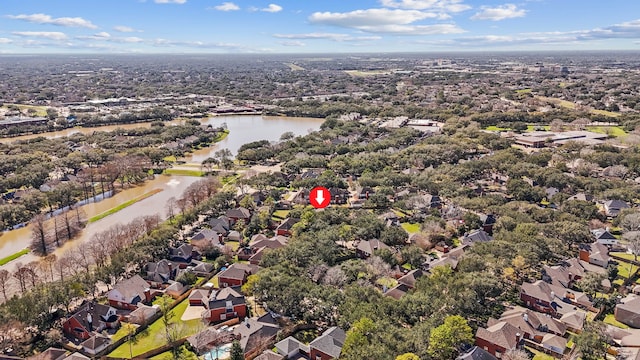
[166,197,177,221]
[621,212,640,232]
[30,214,50,256]
[0,269,10,301]
[13,263,28,293]
[623,231,640,262]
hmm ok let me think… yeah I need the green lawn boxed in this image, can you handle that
[272,210,290,219]
[3,104,48,117]
[516,88,532,93]
[586,126,627,137]
[376,277,398,289]
[401,223,420,234]
[611,252,637,261]
[89,188,163,223]
[485,125,511,131]
[162,155,177,162]
[617,262,639,280]
[163,169,205,177]
[527,347,556,360]
[0,248,30,266]
[109,298,205,358]
[226,240,241,251]
[604,313,629,329]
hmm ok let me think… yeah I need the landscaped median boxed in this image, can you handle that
[0,248,29,266]
[88,188,164,223]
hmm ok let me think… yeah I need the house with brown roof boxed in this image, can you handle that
[276,217,299,236]
[145,259,174,286]
[190,229,223,252]
[233,314,280,358]
[107,275,152,310]
[356,239,390,258]
[80,334,111,356]
[474,322,522,357]
[520,280,593,316]
[615,294,640,328]
[218,263,259,287]
[455,346,497,360]
[579,242,610,268]
[226,207,251,224]
[26,347,67,360]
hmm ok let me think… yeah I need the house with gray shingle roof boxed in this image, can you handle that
[309,327,346,360]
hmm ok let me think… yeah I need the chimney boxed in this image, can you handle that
[516,332,522,348]
[87,312,93,332]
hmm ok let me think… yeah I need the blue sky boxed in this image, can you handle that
[1,0,640,53]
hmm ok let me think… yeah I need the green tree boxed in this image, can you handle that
[427,315,473,360]
[575,322,609,360]
[229,340,244,360]
[396,354,420,360]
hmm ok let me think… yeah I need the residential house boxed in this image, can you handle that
[494,306,567,340]
[165,281,189,298]
[567,193,594,202]
[426,245,468,271]
[190,229,223,252]
[145,259,174,286]
[615,295,640,328]
[462,229,493,246]
[63,302,119,341]
[592,228,618,246]
[125,304,159,325]
[204,287,247,323]
[355,186,375,200]
[189,289,210,306]
[455,346,497,360]
[107,275,151,310]
[604,199,630,217]
[233,314,280,357]
[192,261,215,276]
[474,322,521,357]
[275,336,310,359]
[209,216,231,236]
[169,243,194,263]
[218,263,258,287]
[480,214,497,234]
[329,187,349,205]
[309,327,347,360]
[559,310,587,333]
[520,280,593,316]
[276,218,299,236]
[80,334,111,356]
[64,353,91,360]
[356,239,390,258]
[227,230,242,241]
[226,207,251,225]
[579,242,610,268]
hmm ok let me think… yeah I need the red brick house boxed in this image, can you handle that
[204,287,247,323]
[309,327,346,360]
[218,263,258,287]
[107,275,152,310]
[63,302,119,341]
[189,289,210,306]
[475,322,521,357]
[275,218,299,236]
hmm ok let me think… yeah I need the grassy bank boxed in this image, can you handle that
[0,248,30,266]
[163,169,205,177]
[88,188,164,223]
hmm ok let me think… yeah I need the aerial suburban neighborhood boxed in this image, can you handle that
[1,1,640,360]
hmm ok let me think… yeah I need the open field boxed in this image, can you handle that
[163,169,205,177]
[535,96,620,117]
[88,188,164,223]
[2,104,48,117]
[586,126,628,137]
[345,70,393,77]
[401,223,420,234]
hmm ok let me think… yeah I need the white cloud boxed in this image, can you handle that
[0,38,12,44]
[310,9,440,27]
[471,4,526,21]
[274,32,382,42]
[379,0,471,13]
[213,2,240,11]
[7,13,97,28]
[154,0,187,3]
[280,40,305,47]
[262,4,283,13]
[309,8,464,34]
[114,25,141,33]
[12,31,68,40]
[121,37,144,43]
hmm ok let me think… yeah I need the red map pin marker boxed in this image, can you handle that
[309,186,331,209]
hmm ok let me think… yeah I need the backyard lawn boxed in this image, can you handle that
[109,298,205,358]
[604,313,629,329]
[401,222,420,234]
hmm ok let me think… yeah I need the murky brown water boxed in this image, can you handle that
[0,115,323,267]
